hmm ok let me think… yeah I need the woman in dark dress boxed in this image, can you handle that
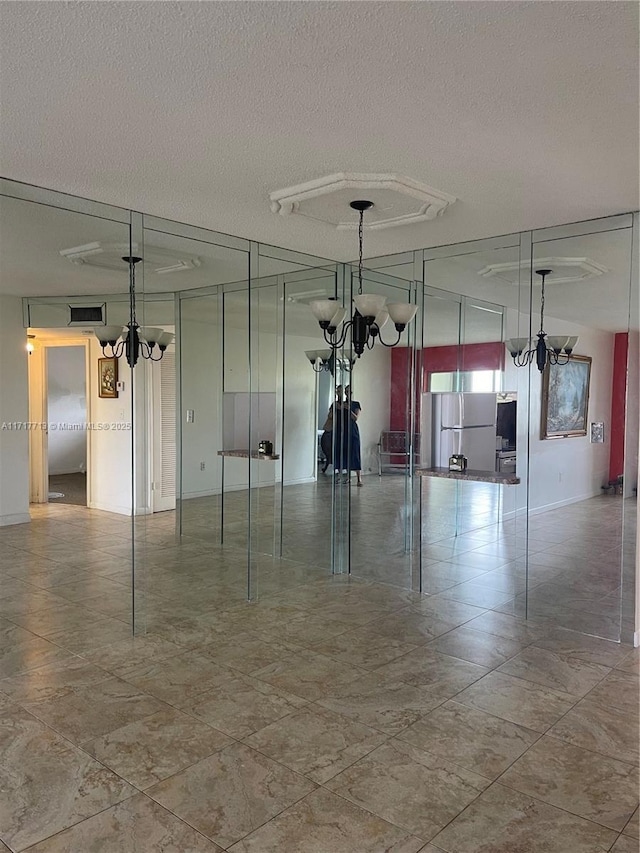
[334,385,363,485]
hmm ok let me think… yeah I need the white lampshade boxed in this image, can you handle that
[310,299,342,323]
[547,335,569,353]
[374,308,389,330]
[329,306,347,329]
[318,349,333,361]
[564,336,578,353]
[305,350,320,364]
[96,325,124,344]
[505,337,529,355]
[158,331,175,348]
[139,327,164,344]
[353,293,387,319]
[387,303,418,326]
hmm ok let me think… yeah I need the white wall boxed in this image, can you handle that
[0,297,30,525]
[87,338,133,515]
[47,346,86,475]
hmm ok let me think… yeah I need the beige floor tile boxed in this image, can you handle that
[616,648,640,675]
[532,630,633,667]
[316,671,444,735]
[227,787,425,853]
[624,806,639,839]
[180,672,307,738]
[83,707,233,789]
[611,834,639,853]
[22,793,223,852]
[499,736,639,831]
[585,670,640,716]
[44,617,134,654]
[432,783,617,853]
[326,739,489,840]
[464,610,548,643]
[114,650,236,705]
[426,625,526,669]
[311,628,419,670]
[364,609,458,645]
[497,646,611,698]
[549,697,639,765]
[147,742,315,849]
[405,597,487,626]
[251,649,367,701]
[0,621,76,678]
[0,704,134,851]
[0,656,111,703]
[200,633,302,674]
[78,633,185,672]
[243,704,387,783]
[373,647,489,698]
[455,671,576,732]
[399,700,539,779]
[20,675,167,743]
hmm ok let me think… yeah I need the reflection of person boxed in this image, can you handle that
[320,385,342,474]
[334,385,363,486]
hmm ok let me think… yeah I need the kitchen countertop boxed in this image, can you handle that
[416,467,520,485]
[217,450,280,460]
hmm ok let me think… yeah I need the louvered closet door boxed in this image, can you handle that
[152,350,176,512]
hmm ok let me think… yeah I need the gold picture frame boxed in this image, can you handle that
[98,357,118,398]
[541,354,591,439]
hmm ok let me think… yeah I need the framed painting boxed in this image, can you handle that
[541,354,591,439]
[98,357,118,398]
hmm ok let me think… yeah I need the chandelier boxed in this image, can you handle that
[95,256,174,367]
[304,350,354,374]
[309,201,418,358]
[506,268,578,372]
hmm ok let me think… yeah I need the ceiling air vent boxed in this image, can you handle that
[69,304,105,325]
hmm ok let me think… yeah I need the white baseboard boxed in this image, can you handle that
[634,632,639,649]
[87,501,133,517]
[0,512,31,527]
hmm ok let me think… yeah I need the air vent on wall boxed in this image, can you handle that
[69,304,105,325]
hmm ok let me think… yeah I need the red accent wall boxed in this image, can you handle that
[609,332,628,481]
[389,342,505,432]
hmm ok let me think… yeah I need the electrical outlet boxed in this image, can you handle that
[200,461,205,471]
[186,409,195,423]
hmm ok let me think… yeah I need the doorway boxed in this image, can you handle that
[46,345,87,506]
[28,336,91,507]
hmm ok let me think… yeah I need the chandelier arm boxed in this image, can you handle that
[324,321,350,350]
[377,327,402,348]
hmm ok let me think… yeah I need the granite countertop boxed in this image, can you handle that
[217,450,280,460]
[416,467,520,485]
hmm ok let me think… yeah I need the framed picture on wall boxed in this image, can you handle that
[541,354,591,439]
[98,357,118,398]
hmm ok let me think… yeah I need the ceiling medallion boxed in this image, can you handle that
[269,172,456,231]
[478,257,608,285]
[60,242,201,274]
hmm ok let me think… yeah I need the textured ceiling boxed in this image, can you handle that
[0,1,638,262]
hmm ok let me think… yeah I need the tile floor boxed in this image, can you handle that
[0,486,637,851]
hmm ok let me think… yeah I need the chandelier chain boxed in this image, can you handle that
[358,209,364,295]
[539,271,545,334]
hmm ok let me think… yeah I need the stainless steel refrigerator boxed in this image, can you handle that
[424,392,497,472]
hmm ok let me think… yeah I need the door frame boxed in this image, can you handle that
[28,336,91,505]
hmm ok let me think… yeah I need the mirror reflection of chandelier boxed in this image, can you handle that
[95,256,174,368]
[305,350,354,374]
[506,268,578,372]
[309,201,418,358]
